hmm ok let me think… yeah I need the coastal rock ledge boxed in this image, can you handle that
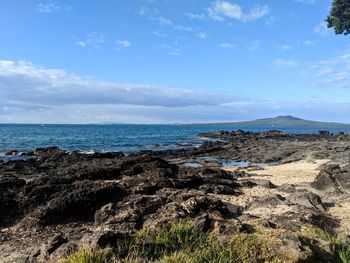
[0,130,350,262]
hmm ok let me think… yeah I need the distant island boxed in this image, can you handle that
[223,115,350,128]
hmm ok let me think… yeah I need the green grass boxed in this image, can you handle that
[305,225,350,263]
[58,220,296,263]
[60,248,114,263]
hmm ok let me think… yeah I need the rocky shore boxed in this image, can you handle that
[1,130,350,262]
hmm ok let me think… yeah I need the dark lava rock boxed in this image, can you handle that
[35,183,126,225]
[248,194,287,209]
[0,175,26,189]
[46,234,68,255]
[278,184,297,193]
[91,152,125,159]
[312,164,350,193]
[34,147,65,156]
[4,149,19,156]
[0,190,20,225]
[239,178,276,189]
[287,191,326,212]
[96,230,130,248]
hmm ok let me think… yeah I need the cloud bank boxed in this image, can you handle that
[0,60,238,110]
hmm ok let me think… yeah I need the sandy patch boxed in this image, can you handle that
[328,199,350,234]
[211,186,284,207]
[226,159,329,186]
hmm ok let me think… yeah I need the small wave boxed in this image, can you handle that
[78,149,96,155]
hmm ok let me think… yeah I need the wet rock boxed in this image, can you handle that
[4,150,18,156]
[91,152,124,159]
[34,147,65,156]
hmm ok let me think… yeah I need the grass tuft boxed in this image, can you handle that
[59,220,313,263]
[60,248,114,263]
[304,225,350,263]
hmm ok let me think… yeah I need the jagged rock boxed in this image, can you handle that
[0,175,26,189]
[34,147,65,156]
[239,178,276,189]
[287,191,326,211]
[46,234,68,255]
[0,190,20,226]
[247,194,287,209]
[96,230,130,248]
[35,183,126,225]
[312,164,350,193]
[278,184,297,193]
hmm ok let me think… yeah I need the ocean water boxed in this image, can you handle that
[0,123,350,154]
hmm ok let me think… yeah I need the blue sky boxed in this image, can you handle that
[0,0,350,124]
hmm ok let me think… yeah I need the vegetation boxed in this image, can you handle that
[60,220,350,263]
[59,220,279,263]
[337,134,350,142]
[326,0,350,35]
[302,225,350,263]
[60,248,114,263]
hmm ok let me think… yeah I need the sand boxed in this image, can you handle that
[225,159,330,186]
[223,159,350,233]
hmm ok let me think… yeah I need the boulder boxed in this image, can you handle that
[36,183,126,225]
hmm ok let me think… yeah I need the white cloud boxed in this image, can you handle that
[278,45,292,50]
[274,59,298,68]
[196,32,208,39]
[153,31,167,37]
[315,22,331,37]
[218,42,236,48]
[139,8,193,32]
[301,40,316,46]
[37,1,61,13]
[36,1,71,13]
[0,60,238,109]
[75,33,106,48]
[185,13,206,20]
[115,40,131,48]
[75,41,87,48]
[207,1,269,22]
[309,50,350,89]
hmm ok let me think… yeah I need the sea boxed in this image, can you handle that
[1,123,350,155]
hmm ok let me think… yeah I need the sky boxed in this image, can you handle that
[0,0,350,124]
